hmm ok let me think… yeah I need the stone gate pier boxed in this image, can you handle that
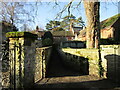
[4,32,38,89]
[100,45,120,84]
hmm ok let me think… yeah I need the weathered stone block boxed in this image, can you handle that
[3,32,38,89]
[100,45,120,84]
[35,47,52,82]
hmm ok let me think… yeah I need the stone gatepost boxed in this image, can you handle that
[100,45,120,84]
[6,32,37,89]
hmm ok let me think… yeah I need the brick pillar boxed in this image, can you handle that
[6,32,37,89]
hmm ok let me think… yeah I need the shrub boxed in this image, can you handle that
[42,31,53,41]
[42,38,53,47]
[42,31,53,47]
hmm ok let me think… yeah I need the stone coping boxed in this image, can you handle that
[62,48,99,50]
[36,46,52,49]
[100,45,120,48]
[6,32,38,39]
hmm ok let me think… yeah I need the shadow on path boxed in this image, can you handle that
[34,45,120,89]
[46,45,82,78]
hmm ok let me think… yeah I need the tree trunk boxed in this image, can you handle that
[83,0,100,48]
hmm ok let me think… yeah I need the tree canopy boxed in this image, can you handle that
[46,14,85,31]
[46,20,61,30]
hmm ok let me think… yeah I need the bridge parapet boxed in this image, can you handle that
[58,48,89,75]
[35,47,52,82]
[61,46,120,84]
[61,48,99,77]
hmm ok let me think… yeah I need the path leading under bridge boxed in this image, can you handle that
[34,45,120,89]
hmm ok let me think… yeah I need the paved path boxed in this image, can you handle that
[34,45,120,89]
[35,75,120,89]
[46,46,82,78]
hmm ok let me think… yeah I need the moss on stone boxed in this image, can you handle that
[101,14,120,29]
[6,32,38,39]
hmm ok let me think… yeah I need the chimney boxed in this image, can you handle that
[36,26,39,32]
[69,21,75,35]
[70,21,73,31]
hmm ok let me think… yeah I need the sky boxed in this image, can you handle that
[32,1,119,30]
[2,1,118,30]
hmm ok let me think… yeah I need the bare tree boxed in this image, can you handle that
[1,2,37,31]
[83,0,100,48]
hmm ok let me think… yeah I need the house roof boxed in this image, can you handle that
[30,30,75,37]
[101,14,120,29]
[51,31,74,37]
[78,29,86,37]
[78,14,120,38]
[30,30,46,38]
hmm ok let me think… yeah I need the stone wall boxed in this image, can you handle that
[60,41,85,48]
[35,47,52,83]
[3,32,37,89]
[61,48,100,77]
[59,49,89,74]
[100,45,120,84]
[61,46,120,84]
[24,38,36,88]
[2,32,53,89]
[1,41,9,88]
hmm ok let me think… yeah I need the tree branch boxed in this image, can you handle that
[55,0,74,19]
